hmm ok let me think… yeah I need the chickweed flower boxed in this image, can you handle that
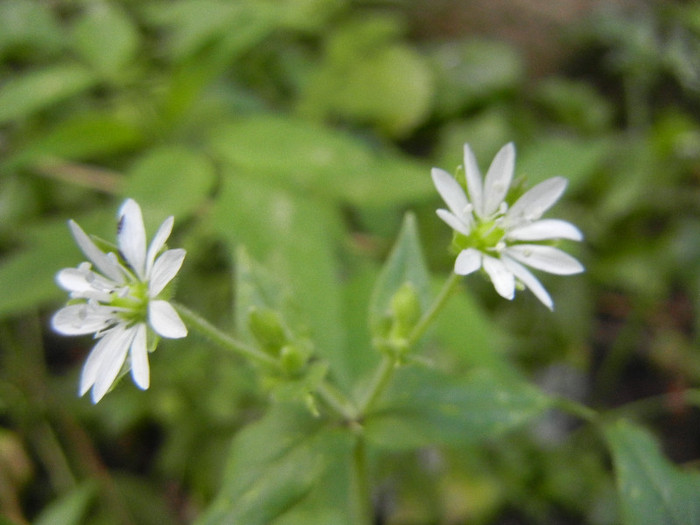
[52,199,187,403]
[432,143,584,310]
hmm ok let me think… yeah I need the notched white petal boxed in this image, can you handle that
[483,256,515,300]
[507,245,584,275]
[149,300,187,338]
[91,326,135,403]
[52,304,113,335]
[146,216,174,275]
[130,324,149,390]
[431,168,470,220]
[149,249,186,297]
[68,221,124,283]
[483,142,515,217]
[436,209,470,236]
[503,256,553,310]
[454,248,482,275]
[508,219,583,242]
[507,177,567,224]
[463,144,484,217]
[118,199,147,280]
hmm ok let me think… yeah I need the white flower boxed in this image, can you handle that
[52,199,187,403]
[431,142,584,310]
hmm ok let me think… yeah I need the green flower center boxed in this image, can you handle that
[109,281,149,324]
[453,218,506,254]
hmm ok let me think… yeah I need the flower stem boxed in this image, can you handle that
[172,302,279,370]
[316,381,358,421]
[407,272,461,347]
[358,273,462,416]
[357,354,397,416]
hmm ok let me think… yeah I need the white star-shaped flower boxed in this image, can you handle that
[431,142,584,310]
[52,199,187,403]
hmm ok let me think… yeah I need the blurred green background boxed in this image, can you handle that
[0,0,699,523]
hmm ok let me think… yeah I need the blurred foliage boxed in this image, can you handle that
[0,0,699,524]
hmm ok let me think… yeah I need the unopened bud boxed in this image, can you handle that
[248,307,287,355]
[280,342,312,376]
[390,282,421,333]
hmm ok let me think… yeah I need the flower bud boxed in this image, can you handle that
[390,282,421,334]
[247,307,288,355]
[280,342,312,376]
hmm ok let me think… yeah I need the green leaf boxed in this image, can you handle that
[0,0,63,57]
[33,482,96,525]
[209,172,346,384]
[368,213,431,335]
[196,404,354,525]
[71,2,140,77]
[298,15,432,137]
[233,246,289,341]
[518,135,611,192]
[604,420,700,525]
[209,115,432,206]
[5,111,143,169]
[364,367,552,450]
[122,146,216,223]
[434,279,511,370]
[0,64,96,125]
[427,39,524,118]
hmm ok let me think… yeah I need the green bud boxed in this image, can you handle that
[390,282,421,333]
[280,342,312,376]
[248,307,288,355]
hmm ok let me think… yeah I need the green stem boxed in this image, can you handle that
[552,396,599,424]
[174,303,360,421]
[172,302,279,370]
[358,273,462,416]
[357,354,396,416]
[407,272,461,347]
[350,437,372,525]
[316,381,358,421]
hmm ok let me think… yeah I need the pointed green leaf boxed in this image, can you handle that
[364,367,552,450]
[122,146,216,223]
[604,420,700,525]
[5,111,143,169]
[209,115,432,206]
[209,173,346,384]
[196,404,354,525]
[0,64,96,124]
[71,3,140,77]
[33,482,97,525]
[368,213,430,334]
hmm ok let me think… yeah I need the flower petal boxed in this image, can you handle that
[68,220,124,283]
[91,326,136,403]
[463,144,484,216]
[508,219,583,242]
[149,249,186,297]
[454,248,482,275]
[436,209,470,236]
[431,168,470,221]
[129,324,149,390]
[507,245,584,275]
[502,256,553,310]
[146,216,174,276]
[506,177,567,225]
[80,327,120,396]
[118,199,147,280]
[482,256,515,300]
[82,325,134,403]
[52,304,114,335]
[149,300,187,338]
[483,142,515,217]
